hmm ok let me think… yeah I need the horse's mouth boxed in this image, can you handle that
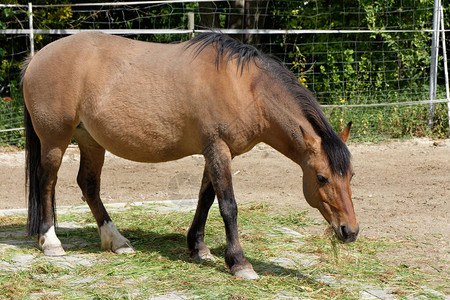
[333,224,359,243]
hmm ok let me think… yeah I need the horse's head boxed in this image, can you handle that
[300,122,359,243]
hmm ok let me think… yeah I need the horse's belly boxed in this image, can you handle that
[80,112,201,163]
[96,130,199,163]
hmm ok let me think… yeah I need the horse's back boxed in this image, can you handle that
[23,32,264,162]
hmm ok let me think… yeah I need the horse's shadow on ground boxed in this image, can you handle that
[0,223,309,280]
[120,228,309,280]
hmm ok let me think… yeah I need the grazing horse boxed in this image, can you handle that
[22,32,358,279]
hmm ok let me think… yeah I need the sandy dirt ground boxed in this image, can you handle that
[1,138,449,282]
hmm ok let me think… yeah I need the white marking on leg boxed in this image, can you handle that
[99,221,135,254]
[39,226,66,256]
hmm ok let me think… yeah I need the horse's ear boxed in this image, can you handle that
[300,125,320,153]
[339,121,352,144]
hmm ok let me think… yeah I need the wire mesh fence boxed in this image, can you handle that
[1,0,449,145]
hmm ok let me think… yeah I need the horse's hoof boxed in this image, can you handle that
[42,245,66,256]
[199,253,216,261]
[112,241,136,254]
[234,268,260,280]
[192,252,216,262]
[39,228,66,256]
[191,249,216,262]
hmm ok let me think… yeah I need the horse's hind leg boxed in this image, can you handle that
[187,166,216,261]
[38,144,70,256]
[74,128,135,254]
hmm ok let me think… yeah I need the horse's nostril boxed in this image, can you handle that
[338,224,359,243]
[340,225,349,240]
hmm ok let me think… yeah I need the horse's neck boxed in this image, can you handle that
[259,85,315,166]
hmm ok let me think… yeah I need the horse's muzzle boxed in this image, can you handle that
[335,224,359,243]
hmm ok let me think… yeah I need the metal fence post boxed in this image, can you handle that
[428,0,441,129]
[188,12,194,39]
[440,6,450,135]
[28,2,34,56]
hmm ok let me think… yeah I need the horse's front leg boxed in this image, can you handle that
[187,166,216,261]
[203,140,259,280]
[74,129,135,254]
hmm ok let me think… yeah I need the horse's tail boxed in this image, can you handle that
[24,105,41,236]
[22,55,46,236]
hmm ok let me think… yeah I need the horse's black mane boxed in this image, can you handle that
[188,32,262,74]
[187,32,351,176]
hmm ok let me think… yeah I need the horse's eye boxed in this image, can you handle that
[317,175,328,184]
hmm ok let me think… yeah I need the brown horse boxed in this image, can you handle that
[22,32,358,279]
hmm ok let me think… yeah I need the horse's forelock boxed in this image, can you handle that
[321,132,352,176]
[301,97,352,176]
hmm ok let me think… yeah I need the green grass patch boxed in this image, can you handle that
[0,203,448,299]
